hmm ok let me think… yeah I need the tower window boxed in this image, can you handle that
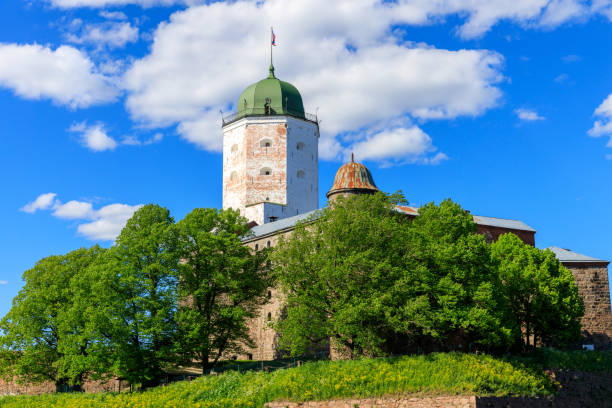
[231,144,238,153]
[260,138,272,148]
[297,170,305,179]
[260,167,272,176]
[230,171,237,181]
[267,240,271,248]
[255,243,259,251]
[296,142,305,151]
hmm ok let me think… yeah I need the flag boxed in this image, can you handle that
[271,29,276,46]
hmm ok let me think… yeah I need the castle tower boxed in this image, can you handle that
[222,64,319,225]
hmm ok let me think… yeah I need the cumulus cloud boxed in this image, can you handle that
[48,0,609,38]
[66,21,139,49]
[0,43,118,108]
[69,122,118,151]
[20,193,57,213]
[515,108,545,121]
[123,0,506,161]
[0,280,7,285]
[349,126,446,165]
[588,94,612,139]
[20,193,142,241]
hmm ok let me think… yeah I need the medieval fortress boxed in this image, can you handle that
[220,62,612,360]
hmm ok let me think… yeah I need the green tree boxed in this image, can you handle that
[273,194,511,358]
[174,208,270,371]
[0,246,106,390]
[408,199,511,351]
[491,233,583,349]
[84,204,178,388]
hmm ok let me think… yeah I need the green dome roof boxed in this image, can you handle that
[236,65,305,119]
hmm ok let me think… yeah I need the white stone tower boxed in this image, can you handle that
[221,64,319,225]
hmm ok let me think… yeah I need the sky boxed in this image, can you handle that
[2,0,612,318]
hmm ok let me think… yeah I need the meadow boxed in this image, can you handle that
[1,350,611,408]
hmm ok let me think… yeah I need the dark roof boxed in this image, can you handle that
[243,206,536,241]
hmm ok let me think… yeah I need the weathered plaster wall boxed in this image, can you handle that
[222,116,318,225]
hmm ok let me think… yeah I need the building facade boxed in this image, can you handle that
[222,64,612,359]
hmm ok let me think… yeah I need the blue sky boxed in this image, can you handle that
[2,0,612,318]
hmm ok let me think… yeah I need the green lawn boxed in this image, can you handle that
[1,350,610,408]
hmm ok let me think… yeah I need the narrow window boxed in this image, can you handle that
[267,240,271,248]
[230,171,237,181]
[297,170,305,179]
[260,138,272,148]
[267,290,272,299]
[255,243,259,251]
[260,167,272,176]
[231,144,238,153]
[296,142,305,151]
[267,312,272,321]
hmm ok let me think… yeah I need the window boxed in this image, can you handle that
[267,240,271,248]
[260,167,272,176]
[296,142,305,150]
[267,312,272,321]
[297,170,305,179]
[267,290,272,299]
[231,144,238,153]
[230,171,237,181]
[255,243,259,251]
[260,138,272,148]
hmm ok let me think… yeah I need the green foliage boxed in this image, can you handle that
[85,204,179,387]
[491,234,583,349]
[273,194,510,357]
[0,246,106,388]
[174,208,271,370]
[0,353,562,408]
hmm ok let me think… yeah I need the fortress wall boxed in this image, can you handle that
[564,262,612,348]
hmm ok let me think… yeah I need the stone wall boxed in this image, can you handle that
[266,396,477,408]
[0,377,128,396]
[563,262,612,348]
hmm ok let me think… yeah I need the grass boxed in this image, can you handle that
[0,350,610,408]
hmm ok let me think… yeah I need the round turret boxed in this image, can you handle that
[326,155,379,201]
[236,64,305,119]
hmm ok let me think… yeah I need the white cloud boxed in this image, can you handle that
[99,11,128,20]
[77,203,144,240]
[69,122,118,151]
[20,194,143,241]
[588,94,612,139]
[539,0,588,27]
[0,280,7,285]
[555,73,570,83]
[562,54,581,62]
[53,200,94,219]
[66,21,139,49]
[20,193,57,213]
[349,126,442,165]
[123,0,505,161]
[0,43,118,108]
[515,108,545,121]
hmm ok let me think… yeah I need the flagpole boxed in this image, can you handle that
[270,26,273,68]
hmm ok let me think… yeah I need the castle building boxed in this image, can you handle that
[222,63,612,359]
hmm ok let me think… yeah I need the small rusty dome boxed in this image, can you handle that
[326,154,379,200]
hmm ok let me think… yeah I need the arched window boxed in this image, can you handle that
[230,171,237,181]
[260,167,272,176]
[260,138,272,148]
[267,240,271,248]
[267,312,272,321]
[231,144,238,153]
[255,243,259,251]
[267,290,272,299]
[296,142,305,151]
[297,170,305,179]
